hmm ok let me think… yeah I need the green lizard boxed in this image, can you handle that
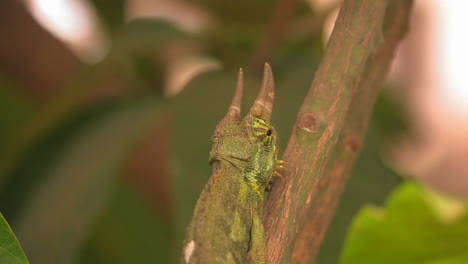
[182,63,283,264]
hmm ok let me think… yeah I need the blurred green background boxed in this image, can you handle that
[2,1,468,264]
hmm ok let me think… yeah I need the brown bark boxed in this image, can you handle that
[263,1,413,264]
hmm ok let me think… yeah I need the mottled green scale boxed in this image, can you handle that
[252,117,275,147]
[245,117,278,195]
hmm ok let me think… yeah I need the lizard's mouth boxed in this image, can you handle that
[223,155,252,170]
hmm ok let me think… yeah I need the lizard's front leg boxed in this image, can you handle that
[247,209,268,264]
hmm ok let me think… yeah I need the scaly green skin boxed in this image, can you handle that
[182,66,280,264]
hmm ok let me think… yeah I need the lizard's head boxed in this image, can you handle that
[210,63,278,191]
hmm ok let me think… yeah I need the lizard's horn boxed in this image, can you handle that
[248,63,275,122]
[227,68,244,120]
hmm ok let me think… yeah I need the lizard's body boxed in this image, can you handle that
[184,164,265,263]
[182,64,281,264]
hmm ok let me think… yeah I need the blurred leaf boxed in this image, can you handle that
[0,101,123,218]
[0,19,190,190]
[195,0,278,66]
[317,128,401,264]
[115,19,199,91]
[0,61,115,187]
[426,255,468,264]
[82,181,175,264]
[341,182,468,264]
[11,97,164,264]
[117,19,197,53]
[0,213,29,264]
[372,89,409,141]
[0,78,33,159]
[195,0,276,30]
[0,18,193,263]
[88,0,126,35]
[200,0,318,66]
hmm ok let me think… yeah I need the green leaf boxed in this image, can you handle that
[341,182,468,264]
[426,255,468,264]
[82,181,175,264]
[0,213,29,264]
[11,98,163,264]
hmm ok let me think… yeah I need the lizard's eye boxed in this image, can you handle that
[252,117,274,146]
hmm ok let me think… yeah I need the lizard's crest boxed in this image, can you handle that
[210,63,278,194]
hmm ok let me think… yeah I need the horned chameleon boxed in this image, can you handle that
[182,63,283,264]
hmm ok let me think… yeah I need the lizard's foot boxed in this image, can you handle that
[274,160,285,177]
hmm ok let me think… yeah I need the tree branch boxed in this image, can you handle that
[263,1,413,264]
[290,2,413,263]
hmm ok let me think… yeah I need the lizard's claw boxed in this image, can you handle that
[276,160,285,170]
[274,160,285,177]
[273,171,283,178]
